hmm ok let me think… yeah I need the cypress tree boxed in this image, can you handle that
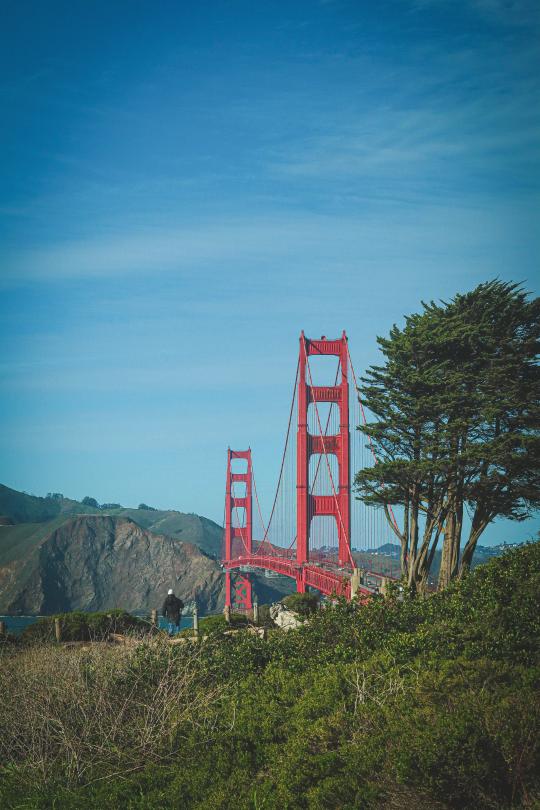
[355,280,540,592]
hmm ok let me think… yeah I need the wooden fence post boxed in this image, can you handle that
[0,620,6,637]
[253,597,259,625]
[151,609,158,628]
[224,604,231,624]
[193,605,199,638]
[54,617,62,643]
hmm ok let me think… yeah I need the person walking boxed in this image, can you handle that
[162,588,184,637]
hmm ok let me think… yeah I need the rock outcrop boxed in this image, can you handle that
[0,515,225,615]
[269,603,302,631]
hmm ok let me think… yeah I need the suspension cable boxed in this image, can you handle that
[231,487,251,556]
[310,358,341,495]
[252,358,300,554]
[251,461,268,544]
[346,342,400,533]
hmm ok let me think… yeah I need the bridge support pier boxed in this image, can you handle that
[225,571,232,608]
[235,573,253,612]
[296,568,306,594]
[350,567,361,599]
[226,571,253,612]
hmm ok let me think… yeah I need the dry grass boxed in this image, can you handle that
[0,638,221,788]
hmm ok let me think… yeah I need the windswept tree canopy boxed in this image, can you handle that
[355,280,540,592]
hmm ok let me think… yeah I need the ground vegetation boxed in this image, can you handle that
[0,543,538,809]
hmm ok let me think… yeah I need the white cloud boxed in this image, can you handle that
[0,201,520,284]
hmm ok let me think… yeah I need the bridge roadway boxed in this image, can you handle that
[223,554,388,600]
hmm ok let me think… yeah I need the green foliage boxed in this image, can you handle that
[177,612,249,638]
[21,609,148,642]
[0,482,62,523]
[138,503,157,511]
[1,544,539,809]
[355,280,540,590]
[82,496,100,508]
[282,591,320,616]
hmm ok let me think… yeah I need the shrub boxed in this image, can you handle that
[282,591,320,616]
[178,612,250,638]
[21,610,149,643]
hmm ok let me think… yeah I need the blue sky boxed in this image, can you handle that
[0,0,538,544]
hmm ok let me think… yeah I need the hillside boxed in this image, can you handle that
[0,484,222,558]
[0,514,224,614]
[0,484,295,613]
[0,484,100,524]
[1,542,538,809]
[0,484,227,614]
[105,507,223,558]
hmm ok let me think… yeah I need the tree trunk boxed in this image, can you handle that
[439,498,455,590]
[402,497,410,580]
[407,486,420,592]
[384,503,408,581]
[411,502,445,593]
[418,528,442,595]
[438,435,464,591]
[459,507,490,577]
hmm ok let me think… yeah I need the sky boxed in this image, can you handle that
[0,0,539,544]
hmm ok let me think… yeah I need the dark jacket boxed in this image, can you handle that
[162,594,184,623]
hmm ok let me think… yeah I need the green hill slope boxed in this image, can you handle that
[1,543,538,809]
[107,508,223,557]
[0,484,100,524]
[0,484,223,558]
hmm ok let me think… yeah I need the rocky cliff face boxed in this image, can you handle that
[2,515,225,615]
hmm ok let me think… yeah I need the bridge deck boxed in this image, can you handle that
[223,554,388,599]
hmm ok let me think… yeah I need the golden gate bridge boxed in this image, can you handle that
[223,331,400,610]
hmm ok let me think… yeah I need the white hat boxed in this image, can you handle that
[168,588,173,595]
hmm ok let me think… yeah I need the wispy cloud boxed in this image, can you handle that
[2,219,314,281]
[2,200,529,284]
[269,42,540,187]
[408,0,540,26]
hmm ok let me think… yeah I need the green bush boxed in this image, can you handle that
[282,591,320,616]
[177,612,250,638]
[21,610,148,642]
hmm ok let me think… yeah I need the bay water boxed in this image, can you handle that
[0,613,194,636]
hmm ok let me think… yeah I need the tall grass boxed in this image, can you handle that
[0,638,220,789]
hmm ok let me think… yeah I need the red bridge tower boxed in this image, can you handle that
[297,332,351,572]
[224,448,253,611]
